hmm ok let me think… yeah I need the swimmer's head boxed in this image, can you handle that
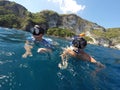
[72,37,87,49]
[30,25,44,36]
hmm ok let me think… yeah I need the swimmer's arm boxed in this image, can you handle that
[37,48,52,53]
[22,40,33,58]
[60,49,69,65]
[37,39,53,53]
[82,51,105,68]
[60,51,67,58]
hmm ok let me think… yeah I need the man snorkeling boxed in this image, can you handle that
[59,33,105,69]
[22,25,54,58]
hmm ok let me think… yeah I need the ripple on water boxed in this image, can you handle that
[0,72,22,90]
[0,50,15,56]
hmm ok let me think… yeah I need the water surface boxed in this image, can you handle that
[0,27,120,90]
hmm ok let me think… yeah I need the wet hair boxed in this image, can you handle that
[30,25,44,35]
[72,37,87,49]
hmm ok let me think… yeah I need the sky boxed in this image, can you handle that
[9,0,120,28]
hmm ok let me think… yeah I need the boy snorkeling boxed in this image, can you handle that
[59,33,105,69]
[22,25,53,58]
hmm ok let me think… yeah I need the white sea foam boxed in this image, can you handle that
[0,75,7,79]
[0,50,15,56]
[19,63,29,68]
[57,72,64,80]
[0,60,13,65]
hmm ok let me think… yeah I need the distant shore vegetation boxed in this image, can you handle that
[92,28,120,39]
[47,27,75,37]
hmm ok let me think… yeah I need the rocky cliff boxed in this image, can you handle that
[0,0,27,17]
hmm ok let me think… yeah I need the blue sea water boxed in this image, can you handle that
[0,27,120,90]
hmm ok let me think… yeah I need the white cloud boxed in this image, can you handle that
[48,0,85,14]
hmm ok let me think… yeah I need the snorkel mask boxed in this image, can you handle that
[72,37,87,49]
[30,25,44,36]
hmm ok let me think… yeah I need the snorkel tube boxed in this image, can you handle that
[79,33,85,37]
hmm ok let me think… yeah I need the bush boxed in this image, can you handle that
[47,27,75,37]
[105,28,120,39]
[84,36,93,42]
[0,14,20,28]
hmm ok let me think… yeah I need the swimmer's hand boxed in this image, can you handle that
[58,61,68,69]
[37,48,51,53]
[22,45,33,58]
[22,54,28,58]
[22,53,33,58]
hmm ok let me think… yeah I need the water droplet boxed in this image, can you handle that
[5,79,8,82]
[19,83,21,86]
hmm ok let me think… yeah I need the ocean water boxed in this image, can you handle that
[0,27,120,90]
